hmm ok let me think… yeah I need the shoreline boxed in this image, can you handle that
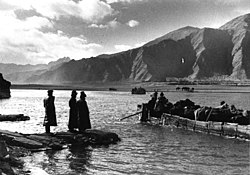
[11,83,250,93]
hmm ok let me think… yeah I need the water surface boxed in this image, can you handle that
[0,89,249,175]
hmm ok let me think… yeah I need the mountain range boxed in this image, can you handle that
[0,13,249,84]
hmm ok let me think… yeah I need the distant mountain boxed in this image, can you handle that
[1,14,250,84]
[0,57,71,83]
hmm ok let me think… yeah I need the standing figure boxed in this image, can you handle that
[77,91,91,132]
[43,90,57,133]
[68,90,78,132]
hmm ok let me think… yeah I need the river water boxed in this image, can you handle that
[0,89,249,175]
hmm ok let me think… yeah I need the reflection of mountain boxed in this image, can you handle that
[1,14,250,84]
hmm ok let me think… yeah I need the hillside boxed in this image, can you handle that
[1,14,249,84]
[0,57,71,84]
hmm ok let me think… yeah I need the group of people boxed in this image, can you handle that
[147,91,172,117]
[43,90,91,133]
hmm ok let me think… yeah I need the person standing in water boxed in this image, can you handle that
[77,91,91,132]
[68,90,78,132]
[43,90,57,133]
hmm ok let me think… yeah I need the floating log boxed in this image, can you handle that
[0,114,30,122]
[0,129,121,151]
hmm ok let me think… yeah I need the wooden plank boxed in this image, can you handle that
[237,125,250,139]
[195,121,208,132]
[208,122,223,135]
[223,123,238,137]
[178,117,188,129]
[186,119,196,131]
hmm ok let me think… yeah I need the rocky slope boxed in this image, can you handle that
[1,14,250,84]
[0,73,11,98]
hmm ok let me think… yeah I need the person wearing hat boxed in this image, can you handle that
[77,91,91,132]
[68,90,78,132]
[43,90,57,133]
[155,92,168,116]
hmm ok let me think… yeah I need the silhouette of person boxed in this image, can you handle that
[77,91,91,132]
[68,90,78,132]
[43,90,57,133]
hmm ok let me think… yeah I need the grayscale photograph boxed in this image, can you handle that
[0,0,249,174]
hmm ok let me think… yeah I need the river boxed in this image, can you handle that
[0,89,249,175]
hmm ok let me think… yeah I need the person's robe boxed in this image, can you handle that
[68,97,78,130]
[77,99,91,131]
[43,96,57,126]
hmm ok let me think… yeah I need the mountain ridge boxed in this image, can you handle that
[1,13,249,84]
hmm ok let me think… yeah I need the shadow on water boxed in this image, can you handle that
[67,145,93,174]
[22,146,93,175]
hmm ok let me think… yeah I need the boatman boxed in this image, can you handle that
[77,91,91,132]
[43,90,57,133]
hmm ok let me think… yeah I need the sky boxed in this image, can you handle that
[0,0,249,65]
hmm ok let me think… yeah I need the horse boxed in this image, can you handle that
[182,87,190,91]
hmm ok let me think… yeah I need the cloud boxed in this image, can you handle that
[0,29,103,64]
[1,0,115,23]
[0,0,111,64]
[88,18,120,29]
[114,41,145,52]
[135,42,146,47]
[126,20,139,27]
[106,0,146,4]
[213,0,244,5]
[0,9,103,64]
[114,45,132,52]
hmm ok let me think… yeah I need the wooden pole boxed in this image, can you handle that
[120,111,142,121]
[206,108,213,122]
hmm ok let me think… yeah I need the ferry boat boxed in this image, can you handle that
[138,103,250,140]
[131,87,146,94]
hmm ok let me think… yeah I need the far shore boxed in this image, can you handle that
[10,82,250,93]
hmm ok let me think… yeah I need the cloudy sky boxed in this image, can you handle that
[0,0,249,65]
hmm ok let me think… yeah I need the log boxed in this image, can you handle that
[0,129,120,151]
[0,114,30,122]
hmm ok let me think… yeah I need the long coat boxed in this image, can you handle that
[68,97,78,130]
[77,99,91,131]
[43,96,57,126]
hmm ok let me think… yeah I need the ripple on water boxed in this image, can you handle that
[0,90,249,175]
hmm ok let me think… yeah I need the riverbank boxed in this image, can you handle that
[0,142,29,175]
[0,129,120,174]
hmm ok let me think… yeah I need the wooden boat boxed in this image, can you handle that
[109,88,117,91]
[131,87,146,94]
[138,103,250,140]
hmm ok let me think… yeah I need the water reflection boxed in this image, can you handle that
[23,146,93,175]
[68,145,92,174]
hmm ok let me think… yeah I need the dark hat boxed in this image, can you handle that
[47,89,53,93]
[220,101,225,105]
[71,90,77,95]
[160,92,164,96]
[80,91,86,97]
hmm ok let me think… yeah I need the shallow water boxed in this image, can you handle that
[0,89,249,175]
